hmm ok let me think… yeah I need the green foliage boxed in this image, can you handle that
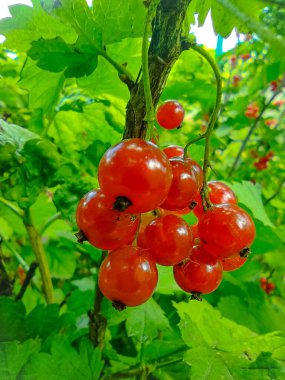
[0,1,285,379]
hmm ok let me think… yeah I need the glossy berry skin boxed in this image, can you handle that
[185,158,203,191]
[76,189,139,250]
[98,246,158,307]
[198,204,256,259]
[163,145,185,159]
[194,181,237,218]
[156,100,185,130]
[98,138,172,213]
[143,215,193,266]
[222,255,247,271]
[160,158,200,211]
[173,246,223,294]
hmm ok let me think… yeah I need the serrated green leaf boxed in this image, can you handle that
[19,58,64,117]
[46,238,77,279]
[0,340,40,380]
[93,0,146,44]
[0,0,77,51]
[28,37,98,78]
[125,298,170,343]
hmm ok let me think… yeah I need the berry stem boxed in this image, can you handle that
[188,44,223,210]
[142,0,160,138]
[89,250,108,349]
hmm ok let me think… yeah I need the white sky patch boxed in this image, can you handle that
[0,1,239,51]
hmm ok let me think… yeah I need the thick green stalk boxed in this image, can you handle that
[23,208,54,304]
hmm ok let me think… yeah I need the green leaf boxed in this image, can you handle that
[19,58,65,116]
[125,298,170,343]
[46,238,77,279]
[23,338,104,380]
[93,0,146,44]
[28,37,98,78]
[0,0,77,51]
[230,181,273,227]
[251,221,283,254]
[56,0,103,51]
[0,340,40,380]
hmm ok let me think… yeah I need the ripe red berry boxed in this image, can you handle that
[156,100,185,130]
[98,246,158,307]
[98,138,172,213]
[222,255,247,271]
[143,215,193,266]
[160,158,200,211]
[173,246,223,295]
[185,158,203,191]
[163,145,185,159]
[198,204,256,259]
[76,189,139,250]
[194,181,237,218]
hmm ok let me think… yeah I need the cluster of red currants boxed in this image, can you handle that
[245,102,259,119]
[260,277,275,295]
[76,100,256,308]
[251,150,274,171]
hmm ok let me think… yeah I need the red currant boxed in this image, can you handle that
[98,138,172,213]
[156,100,185,130]
[163,145,185,159]
[222,255,247,271]
[198,204,256,259]
[160,158,200,211]
[173,246,223,295]
[98,246,158,307]
[76,189,139,250]
[143,215,193,266]
[194,181,237,218]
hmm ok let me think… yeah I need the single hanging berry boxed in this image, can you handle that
[156,100,185,130]
[142,214,193,266]
[222,255,247,271]
[98,245,158,307]
[160,157,201,211]
[194,181,237,218]
[76,189,139,250]
[198,204,256,259]
[173,245,223,297]
[98,138,172,213]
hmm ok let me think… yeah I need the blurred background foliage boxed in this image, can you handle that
[0,0,285,379]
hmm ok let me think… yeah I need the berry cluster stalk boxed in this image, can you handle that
[184,44,222,211]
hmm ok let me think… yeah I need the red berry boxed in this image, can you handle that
[76,189,139,250]
[191,223,200,245]
[173,246,223,295]
[185,158,203,191]
[240,53,251,60]
[98,246,158,307]
[160,158,200,211]
[163,145,185,159]
[222,255,247,271]
[156,100,185,130]
[198,204,256,259]
[143,215,193,266]
[194,181,237,218]
[98,138,172,213]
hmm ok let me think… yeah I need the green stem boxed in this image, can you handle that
[1,237,29,271]
[189,44,223,210]
[40,213,61,236]
[183,134,206,159]
[142,0,160,136]
[89,250,108,349]
[0,197,24,218]
[99,50,135,85]
[228,85,283,177]
[23,208,54,304]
